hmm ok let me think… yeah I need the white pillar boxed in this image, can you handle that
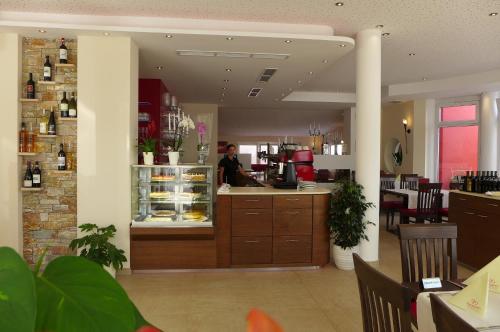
[0,33,22,252]
[479,92,499,171]
[356,29,381,262]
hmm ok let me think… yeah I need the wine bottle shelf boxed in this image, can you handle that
[37,134,57,138]
[55,63,75,68]
[53,170,74,174]
[58,117,77,122]
[38,81,56,85]
[19,98,39,102]
[18,152,38,156]
[21,187,42,192]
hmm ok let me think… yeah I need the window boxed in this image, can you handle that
[238,144,258,164]
[438,103,479,189]
[259,144,279,155]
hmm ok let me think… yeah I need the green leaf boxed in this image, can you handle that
[133,302,150,329]
[0,247,36,332]
[35,256,136,332]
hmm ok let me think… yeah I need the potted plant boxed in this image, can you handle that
[139,121,157,166]
[166,113,195,165]
[196,121,209,165]
[69,223,127,278]
[327,180,375,270]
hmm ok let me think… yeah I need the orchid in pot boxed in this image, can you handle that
[166,114,195,165]
[139,121,157,165]
[196,121,209,165]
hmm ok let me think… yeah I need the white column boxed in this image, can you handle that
[356,29,381,262]
[479,92,499,171]
[77,36,138,268]
[0,33,22,252]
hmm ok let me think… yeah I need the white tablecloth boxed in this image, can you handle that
[385,188,449,209]
[417,291,500,332]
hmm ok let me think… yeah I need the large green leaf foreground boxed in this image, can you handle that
[0,247,160,332]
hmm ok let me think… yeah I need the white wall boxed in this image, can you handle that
[313,155,355,171]
[0,33,22,252]
[77,36,138,268]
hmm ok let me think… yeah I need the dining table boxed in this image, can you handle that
[382,188,450,210]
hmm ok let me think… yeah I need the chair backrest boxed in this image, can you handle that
[398,224,457,283]
[353,254,413,332]
[430,293,476,332]
[400,174,418,189]
[380,176,396,190]
[416,183,442,220]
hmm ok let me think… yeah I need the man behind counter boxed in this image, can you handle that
[218,144,252,186]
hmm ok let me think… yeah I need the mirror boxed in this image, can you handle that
[383,138,403,173]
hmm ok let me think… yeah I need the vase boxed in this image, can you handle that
[197,144,210,165]
[143,152,154,166]
[332,244,359,270]
[168,151,180,165]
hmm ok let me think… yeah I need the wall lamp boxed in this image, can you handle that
[402,119,411,154]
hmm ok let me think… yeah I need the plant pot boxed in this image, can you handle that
[143,152,154,166]
[168,151,180,165]
[332,245,359,270]
[104,264,116,278]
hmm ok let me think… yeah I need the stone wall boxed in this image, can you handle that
[21,38,77,265]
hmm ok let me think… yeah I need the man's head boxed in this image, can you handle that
[226,144,237,157]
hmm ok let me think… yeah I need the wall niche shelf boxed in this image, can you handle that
[38,134,57,138]
[58,118,77,122]
[38,81,56,85]
[52,170,74,174]
[21,187,42,192]
[55,63,75,68]
[18,152,38,156]
[20,98,39,103]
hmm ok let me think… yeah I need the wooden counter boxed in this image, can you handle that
[449,191,500,269]
[216,187,331,268]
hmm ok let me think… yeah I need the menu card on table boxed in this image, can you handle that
[448,272,490,318]
[464,255,500,293]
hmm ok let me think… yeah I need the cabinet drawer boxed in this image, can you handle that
[450,193,500,216]
[273,195,312,209]
[273,236,312,264]
[232,236,272,265]
[274,209,312,235]
[232,196,273,209]
[232,209,273,236]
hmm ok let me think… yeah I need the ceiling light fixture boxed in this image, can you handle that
[223,79,230,83]
[226,36,234,40]
[284,39,292,44]
[165,34,173,38]
[222,93,225,97]
[489,12,498,16]
[339,44,346,47]
[156,66,164,70]
[309,71,314,75]
[37,29,46,33]
[376,25,384,29]
[225,68,232,72]
[103,32,110,36]
[322,59,329,64]
[422,77,428,81]
[222,87,227,90]
[298,80,302,85]
[335,2,344,6]
[382,32,391,37]
[409,53,416,56]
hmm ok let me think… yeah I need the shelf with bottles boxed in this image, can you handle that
[21,187,42,192]
[18,152,39,156]
[37,81,56,85]
[58,117,77,122]
[55,63,75,68]
[19,98,39,103]
[37,134,57,138]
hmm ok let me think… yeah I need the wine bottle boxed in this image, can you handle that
[462,171,468,191]
[27,73,35,99]
[27,123,35,153]
[60,92,69,118]
[58,143,66,170]
[59,38,68,64]
[68,92,77,118]
[466,171,473,192]
[48,108,57,135]
[23,161,33,188]
[43,55,52,81]
[19,122,27,152]
[32,161,41,188]
[39,109,49,135]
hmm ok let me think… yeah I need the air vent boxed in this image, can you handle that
[248,88,263,98]
[258,68,278,83]
[177,50,289,60]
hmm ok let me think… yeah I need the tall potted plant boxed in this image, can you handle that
[139,121,157,165]
[328,180,375,270]
[167,115,195,165]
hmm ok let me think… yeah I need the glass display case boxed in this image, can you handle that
[131,165,213,227]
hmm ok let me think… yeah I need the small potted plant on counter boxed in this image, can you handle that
[166,112,195,165]
[69,223,127,278]
[328,180,374,270]
[139,121,157,166]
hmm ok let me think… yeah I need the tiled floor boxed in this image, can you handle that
[119,215,473,332]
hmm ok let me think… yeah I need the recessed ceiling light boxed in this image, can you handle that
[489,12,498,16]
[335,2,344,6]
[155,66,164,70]
[409,53,416,56]
[422,77,428,81]
[165,34,173,38]
[375,25,384,29]
[322,59,329,64]
[309,71,314,75]
[339,44,346,47]
[222,87,227,90]
[103,32,110,36]
[225,68,232,72]
[37,29,46,33]
[221,93,225,97]
[284,40,292,44]
[382,32,391,37]
[223,79,230,83]
[226,37,234,40]
[297,80,302,85]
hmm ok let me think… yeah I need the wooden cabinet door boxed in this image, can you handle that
[231,236,272,265]
[454,209,480,269]
[475,212,500,268]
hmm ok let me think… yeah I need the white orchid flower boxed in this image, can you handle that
[345,207,350,215]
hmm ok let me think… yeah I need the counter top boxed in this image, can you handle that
[217,186,331,195]
[450,190,500,201]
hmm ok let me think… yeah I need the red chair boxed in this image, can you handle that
[380,176,404,231]
[400,183,442,224]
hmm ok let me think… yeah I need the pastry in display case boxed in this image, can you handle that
[131,165,213,227]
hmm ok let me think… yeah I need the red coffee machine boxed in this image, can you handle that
[292,150,315,181]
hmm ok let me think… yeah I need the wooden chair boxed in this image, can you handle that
[380,175,404,231]
[398,224,457,283]
[430,293,476,332]
[353,254,414,332]
[400,183,442,224]
[400,174,418,189]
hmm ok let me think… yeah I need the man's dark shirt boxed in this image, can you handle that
[218,155,242,186]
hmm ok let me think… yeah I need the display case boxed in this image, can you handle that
[131,165,213,227]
